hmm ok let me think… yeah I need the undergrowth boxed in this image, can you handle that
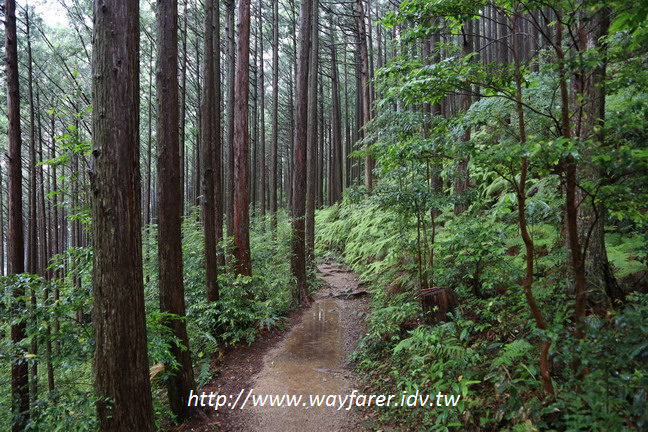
[316,197,648,431]
[0,209,295,431]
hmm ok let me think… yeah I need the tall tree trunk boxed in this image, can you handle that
[287,69,295,211]
[251,28,258,215]
[580,8,623,305]
[26,8,38,277]
[226,0,236,239]
[202,0,220,303]
[6,0,30,427]
[145,54,154,227]
[305,0,318,258]
[36,96,54,393]
[91,0,155,428]
[343,44,351,188]
[270,0,279,233]
[214,0,224,268]
[25,7,39,405]
[454,20,472,215]
[193,38,202,208]
[291,0,313,305]
[50,114,61,359]
[330,30,343,203]
[233,0,253,276]
[318,78,325,207]
[555,14,587,339]
[356,0,373,191]
[179,0,188,211]
[258,0,267,217]
[156,0,196,420]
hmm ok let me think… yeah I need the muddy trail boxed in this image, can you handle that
[180,261,371,432]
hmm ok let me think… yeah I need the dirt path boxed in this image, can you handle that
[179,261,370,432]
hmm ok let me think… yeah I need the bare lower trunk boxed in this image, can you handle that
[225,0,236,239]
[6,0,30,426]
[270,0,279,233]
[305,0,319,259]
[91,0,155,428]
[233,0,252,276]
[157,0,196,420]
[291,0,313,305]
[356,0,373,191]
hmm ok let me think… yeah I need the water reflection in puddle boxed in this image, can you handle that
[247,299,353,431]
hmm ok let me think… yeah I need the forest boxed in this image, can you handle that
[0,0,646,430]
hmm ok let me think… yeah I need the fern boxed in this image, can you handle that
[492,339,533,368]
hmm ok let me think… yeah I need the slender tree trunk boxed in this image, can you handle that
[454,20,472,215]
[214,0,224,268]
[287,69,295,211]
[305,0,318,258]
[179,0,188,210]
[555,15,587,339]
[270,0,279,233]
[330,31,343,203]
[356,0,373,191]
[233,0,253,276]
[202,0,220,303]
[36,97,54,393]
[91,0,155,428]
[291,0,313,305]
[6,0,30,427]
[226,0,236,239]
[580,8,623,305]
[258,0,267,217]
[156,0,196,420]
[194,38,202,208]
[318,79,325,207]
[251,29,258,215]
[343,45,351,188]
[26,9,38,277]
[512,10,554,394]
[498,8,508,65]
[25,8,39,406]
[145,53,153,227]
[50,114,61,359]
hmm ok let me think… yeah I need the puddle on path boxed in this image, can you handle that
[245,298,356,431]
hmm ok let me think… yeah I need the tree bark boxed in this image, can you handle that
[356,0,373,191]
[330,29,343,204]
[580,8,623,306]
[6,0,30,427]
[305,0,318,258]
[233,0,253,276]
[291,0,313,305]
[202,0,220,302]
[454,20,472,215]
[214,0,224,268]
[25,7,39,405]
[226,0,236,239]
[258,0,267,217]
[156,0,196,420]
[270,0,279,233]
[179,0,188,211]
[91,0,155,428]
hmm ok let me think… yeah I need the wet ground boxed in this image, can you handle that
[242,262,367,431]
[243,298,356,431]
[178,261,370,432]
